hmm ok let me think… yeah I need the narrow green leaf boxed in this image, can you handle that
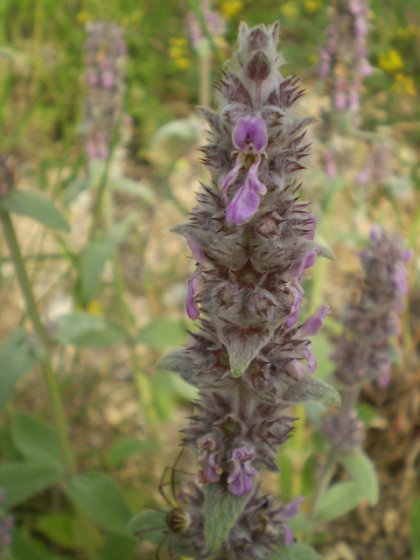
[111,177,155,203]
[11,412,65,473]
[137,319,186,350]
[0,461,63,509]
[78,239,115,303]
[409,499,420,559]
[0,190,70,231]
[65,472,132,535]
[101,533,138,560]
[204,483,250,553]
[53,312,123,347]
[315,480,362,522]
[0,328,39,409]
[268,542,323,560]
[128,510,166,545]
[338,449,379,505]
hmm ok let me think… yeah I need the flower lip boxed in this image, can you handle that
[233,116,268,153]
[227,446,258,496]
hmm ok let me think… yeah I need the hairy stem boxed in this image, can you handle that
[0,210,76,475]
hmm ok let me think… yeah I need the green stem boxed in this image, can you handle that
[102,178,160,438]
[0,210,76,475]
[188,0,224,67]
[307,450,336,529]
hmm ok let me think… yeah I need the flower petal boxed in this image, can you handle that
[233,116,268,152]
[221,155,243,192]
[300,304,329,336]
[226,159,266,225]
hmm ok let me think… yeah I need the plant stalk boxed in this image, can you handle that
[0,210,76,475]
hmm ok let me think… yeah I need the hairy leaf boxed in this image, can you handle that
[0,461,63,509]
[204,482,250,553]
[338,449,379,505]
[11,412,65,473]
[0,190,70,231]
[315,480,362,522]
[65,472,132,535]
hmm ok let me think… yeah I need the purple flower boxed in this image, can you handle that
[197,435,222,484]
[232,116,268,152]
[282,496,304,544]
[300,305,329,336]
[221,116,268,225]
[227,446,258,496]
[226,156,267,225]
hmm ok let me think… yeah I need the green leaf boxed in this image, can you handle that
[0,190,70,232]
[11,529,50,560]
[315,481,363,522]
[106,437,157,469]
[268,542,323,560]
[78,239,115,303]
[65,472,132,535]
[11,528,68,560]
[409,499,420,559]
[11,412,65,473]
[0,427,20,460]
[287,512,312,535]
[53,312,123,347]
[0,328,39,410]
[137,319,186,350]
[338,449,379,505]
[128,510,166,545]
[204,483,251,553]
[101,533,138,560]
[0,461,63,509]
[35,512,76,549]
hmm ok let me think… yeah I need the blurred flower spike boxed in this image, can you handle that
[83,22,126,161]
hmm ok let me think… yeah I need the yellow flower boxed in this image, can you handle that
[394,24,417,40]
[378,49,403,73]
[175,57,191,70]
[87,300,103,316]
[76,10,91,25]
[171,38,189,48]
[392,73,416,96]
[304,0,321,14]
[221,0,243,18]
[308,53,319,65]
[169,38,191,70]
[280,2,299,19]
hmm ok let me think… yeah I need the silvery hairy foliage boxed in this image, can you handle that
[159,22,339,557]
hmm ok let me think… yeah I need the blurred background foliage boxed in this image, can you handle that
[0,0,418,559]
